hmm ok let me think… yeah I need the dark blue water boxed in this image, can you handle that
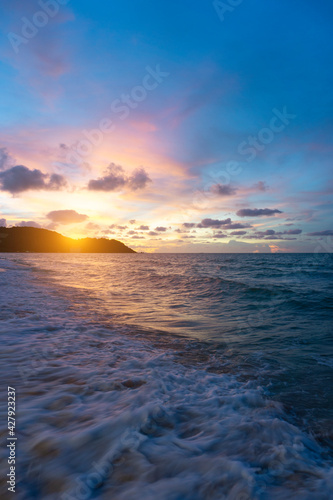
[1,253,333,499]
[7,253,333,431]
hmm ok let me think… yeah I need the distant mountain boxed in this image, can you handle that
[0,227,136,253]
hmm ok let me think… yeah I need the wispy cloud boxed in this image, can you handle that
[236,208,283,217]
[307,230,333,236]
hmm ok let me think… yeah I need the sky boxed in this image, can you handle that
[0,0,332,253]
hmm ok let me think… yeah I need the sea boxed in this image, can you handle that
[0,253,332,499]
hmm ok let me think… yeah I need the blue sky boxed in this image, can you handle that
[0,0,332,252]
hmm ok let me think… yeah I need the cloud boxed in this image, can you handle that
[307,230,333,236]
[148,231,158,236]
[246,228,303,240]
[46,210,88,225]
[284,229,302,235]
[259,229,276,235]
[230,230,247,235]
[155,226,167,232]
[214,233,228,238]
[88,163,151,192]
[0,166,44,193]
[128,168,152,191]
[0,148,11,170]
[85,222,100,231]
[138,225,149,230]
[267,236,297,241]
[255,229,302,237]
[47,174,67,190]
[236,208,283,217]
[195,219,252,230]
[224,223,252,229]
[253,230,277,239]
[0,165,67,194]
[182,223,196,228]
[253,181,269,192]
[210,184,238,196]
[197,218,232,228]
[0,218,6,227]
[109,224,127,231]
[16,221,42,228]
[88,164,126,191]
[286,211,314,222]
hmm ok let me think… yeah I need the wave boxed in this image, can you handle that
[1,254,333,499]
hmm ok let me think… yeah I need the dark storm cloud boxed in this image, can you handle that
[88,163,151,192]
[236,208,283,217]
[0,165,67,194]
[46,210,88,225]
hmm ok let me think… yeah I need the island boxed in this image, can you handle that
[0,227,136,253]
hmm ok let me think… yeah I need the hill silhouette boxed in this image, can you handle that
[0,227,136,253]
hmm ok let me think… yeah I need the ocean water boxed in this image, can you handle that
[0,253,332,499]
